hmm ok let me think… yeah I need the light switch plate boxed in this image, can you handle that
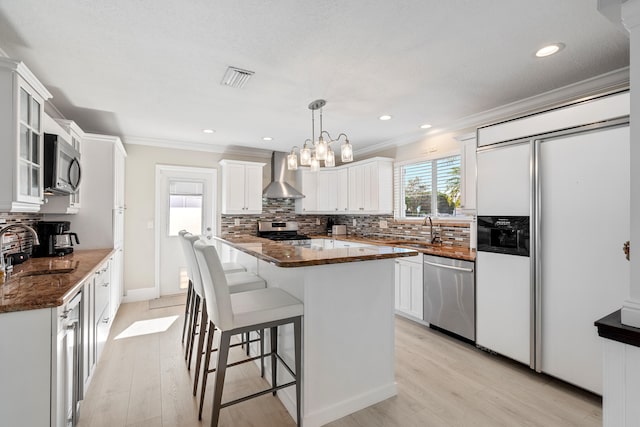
[316,218,320,225]
[234,219,241,226]
[379,220,388,229]
[352,219,357,227]
[0,218,6,224]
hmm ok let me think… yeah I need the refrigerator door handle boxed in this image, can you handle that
[424,261,474,273]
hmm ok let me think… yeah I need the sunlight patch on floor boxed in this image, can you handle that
[114,315,179,340]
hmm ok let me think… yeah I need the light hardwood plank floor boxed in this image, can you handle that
[77,298,601,427]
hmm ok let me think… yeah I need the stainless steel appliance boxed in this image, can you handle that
[34,221,80,257]
[257,221,310,241]
[60,290,83,427]
[44,133,82,195]
[477,216,529,256]
[423,255,475,341]
[262,152,305,199]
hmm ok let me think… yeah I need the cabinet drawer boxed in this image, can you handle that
[95,305,110,364]
[94,271,110,317]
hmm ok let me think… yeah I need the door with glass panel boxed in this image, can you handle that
[156,166,216,297]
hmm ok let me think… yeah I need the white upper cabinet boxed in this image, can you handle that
[295,169,318,213]
[0,58,52,212]
[457,133,477,212]
[296,158,392,214]
[348,158,393,214]
[220,160,265,214]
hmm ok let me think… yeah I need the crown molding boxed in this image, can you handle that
[355,67,629,157]
[124,135,273,158]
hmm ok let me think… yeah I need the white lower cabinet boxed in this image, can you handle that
[394,254,423,320]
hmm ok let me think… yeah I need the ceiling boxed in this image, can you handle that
[0,1,630,155]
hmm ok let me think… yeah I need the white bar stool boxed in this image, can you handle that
[179,230,245,347]
[193,241,303,427]
[179,232,266,396]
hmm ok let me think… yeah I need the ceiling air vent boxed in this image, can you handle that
[221,66,254,89]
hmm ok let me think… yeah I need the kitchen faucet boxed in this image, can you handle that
[423,216,440,244]
[0,223,40,269]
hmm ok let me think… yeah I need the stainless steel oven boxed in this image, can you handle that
[477,216,530,256]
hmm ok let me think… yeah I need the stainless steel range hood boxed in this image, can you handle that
[262,151,305,199]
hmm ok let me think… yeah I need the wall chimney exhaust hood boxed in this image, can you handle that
[262,151,305,199]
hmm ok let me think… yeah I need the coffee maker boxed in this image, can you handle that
[33,221,80,257]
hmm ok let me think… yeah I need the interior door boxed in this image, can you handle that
[156,166,216,297]
[538,124,629,394]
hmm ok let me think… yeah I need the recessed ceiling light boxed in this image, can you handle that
[379,115,392,121]
[262,137,273,141]
[535,43,565,58]
[420,124,432,129]
[203,129,215,134]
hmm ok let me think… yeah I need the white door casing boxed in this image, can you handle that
[154,165,216,298]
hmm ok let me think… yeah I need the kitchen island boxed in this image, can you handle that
[214,235,418,427]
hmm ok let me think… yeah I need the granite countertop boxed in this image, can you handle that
[0,249,114,313]
[309,235,477,262]
[218,236,419,268]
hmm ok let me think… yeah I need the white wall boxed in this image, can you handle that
[122,143,269,292]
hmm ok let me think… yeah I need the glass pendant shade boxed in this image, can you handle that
[300,145,312,166]
[325,146,335,167]
[310,155,320,172]
[341,139,353,162]
[287,151,298,170]
[316,136,328,161]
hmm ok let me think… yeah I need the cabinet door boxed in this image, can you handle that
[114,145,126,209]
[317,170,340,212]
[336,169,349,212]
[394,256,423,319]
[223,163,247,213]
[296,170,318,213]
[363,162,378,212]
[244,164,263,213]
[110,251,123,320]
[17,82,44,205]
[348,165,364,212]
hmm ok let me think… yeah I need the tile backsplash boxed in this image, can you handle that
[0,212,43,257]
[221,199,471,249]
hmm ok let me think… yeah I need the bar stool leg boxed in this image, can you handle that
[199,321,216,420]
[260,329,265,378]
[187,295,200,365]
[193,303,209,396]
[294,317,302,427]
[210,331,232,427]
[270,326,278,396]
[181,280,193,344]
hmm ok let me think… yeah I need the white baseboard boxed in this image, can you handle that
[123,287,157,303]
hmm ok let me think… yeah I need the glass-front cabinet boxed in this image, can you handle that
[0,58,52,212]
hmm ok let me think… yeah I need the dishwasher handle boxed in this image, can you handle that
[424,260,474,273]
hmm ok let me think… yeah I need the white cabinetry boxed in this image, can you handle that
[348,158,393,214]
[295,169,318,213]
[394,254,423,320]
[220,160,265,214]
[296,157,392,214]
[48,134,126,320]
[0,58,52,212]
[457,133,477,212]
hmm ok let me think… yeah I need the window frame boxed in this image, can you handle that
[394,151,462,220]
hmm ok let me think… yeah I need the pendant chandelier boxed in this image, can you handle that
[287,99,354,171]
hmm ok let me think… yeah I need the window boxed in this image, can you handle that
[394,155,461,218]
[168,181,204,236]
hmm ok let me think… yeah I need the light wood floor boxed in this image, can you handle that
[77,298,601,427]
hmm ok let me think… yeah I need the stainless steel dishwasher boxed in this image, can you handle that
[423,254,475,342]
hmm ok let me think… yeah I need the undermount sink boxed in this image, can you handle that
[15,268,76,278]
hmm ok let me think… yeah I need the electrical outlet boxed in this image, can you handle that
[352,219,357,227]
[316,218,320,225]
[379,220,388,229]
[0,218,6,224]
[234,218,241,226]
